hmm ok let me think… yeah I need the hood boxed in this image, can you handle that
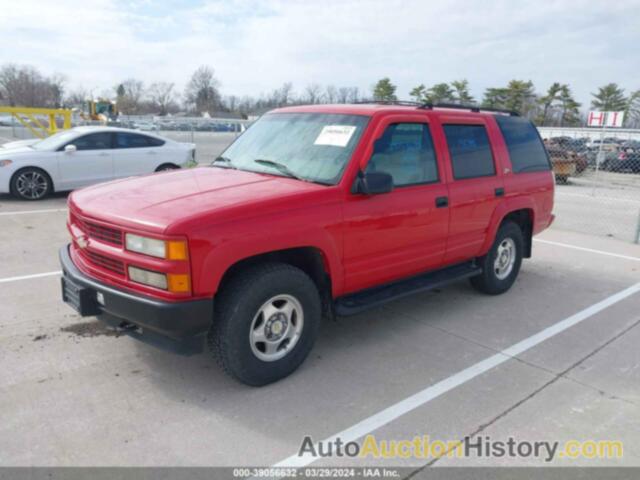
[0,145,38,156]
[70,167,331,234]
[1,139,39,150]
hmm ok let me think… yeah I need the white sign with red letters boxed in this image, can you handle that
[588,111,625,127]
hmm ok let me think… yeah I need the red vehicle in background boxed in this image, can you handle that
[60,102,555,385]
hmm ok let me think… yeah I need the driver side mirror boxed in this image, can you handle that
[353,171,394,195]
[64,144,77,154]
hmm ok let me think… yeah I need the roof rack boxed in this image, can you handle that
[353,100,423,107]
[418,102,519,116]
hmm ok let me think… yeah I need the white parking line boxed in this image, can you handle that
[0,271,61,284]
[0,208,67,216]
[274,281,640,468]
[534,238,640,262]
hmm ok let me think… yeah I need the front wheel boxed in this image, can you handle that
[11,168,52,200]
[470,221,524,295]
[208,262,321,386]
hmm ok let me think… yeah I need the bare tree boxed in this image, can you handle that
[148,82,175,115]
[325,85,338,104]
[304,83,323,104]
[0,63,64,107]
[184,66,221,114]
[115,78,145,114]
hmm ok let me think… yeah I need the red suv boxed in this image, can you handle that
[60,103,555,385]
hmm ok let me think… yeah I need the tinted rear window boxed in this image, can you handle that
[495,116,550,173]
[443,124,495,180]
[115,133,165,148]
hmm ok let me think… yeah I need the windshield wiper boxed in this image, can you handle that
[254,159,304,181]
[211,156,237,169]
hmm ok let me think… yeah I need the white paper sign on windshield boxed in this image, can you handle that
[314,125,357,147]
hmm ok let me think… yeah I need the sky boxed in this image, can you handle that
[1,0,639,108]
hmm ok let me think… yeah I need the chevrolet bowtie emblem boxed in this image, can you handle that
[76,235,89,249]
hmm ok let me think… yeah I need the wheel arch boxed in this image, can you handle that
[216,246,334,317]
[482,201,535,258]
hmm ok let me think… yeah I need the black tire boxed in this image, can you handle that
[555,175,568,184]
[155,163,180,172]
[470,221,524,295]
[10,167,53,200]
[208,262,322,386]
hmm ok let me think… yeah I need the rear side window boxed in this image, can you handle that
[366,123,439,186]
[443,124,495,179]
[495,116,550,173]
[115,133,165,148]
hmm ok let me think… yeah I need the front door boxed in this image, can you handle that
[342,117,450,293]
[56,132,114,190]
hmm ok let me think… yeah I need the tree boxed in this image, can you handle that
[304,83,323,104]
[184,66,221,114]
[410,84,426,103]
[425,83,455,104]
[451,79,474,104]
[482,87,509,109]
[557,85,581,126]
[591,83,626,111]
[483,80,536,117]
[325,85,338,104]
[627,90,640,128]
[148,82,175,115]
[0,63,65,107]
[372,77,397,102]
[537,82,563,125]
[115,78,145,114]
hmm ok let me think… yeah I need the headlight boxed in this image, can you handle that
[0,159,13,167]
[128,266,167,289]
[125,233,187,260]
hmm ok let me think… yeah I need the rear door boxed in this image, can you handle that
[439,118,505,264]
[342,115,450,293]
[56,132,114,190]
[112,132,167,179]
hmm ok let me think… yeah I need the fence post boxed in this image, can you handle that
[635,209,640,244]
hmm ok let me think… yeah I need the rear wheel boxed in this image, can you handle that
[208,262,321,386]
[155,163,180,172]
[10,168,52,200]
[470,221,524,295]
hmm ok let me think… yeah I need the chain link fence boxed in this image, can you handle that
[2,115,640,243]
[538,127,640,243]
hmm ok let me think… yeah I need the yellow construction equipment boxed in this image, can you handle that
[0,106,72,139]
[84,99,118,122]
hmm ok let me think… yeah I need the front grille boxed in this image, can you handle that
[82,220,123,246]
[84,251,125,276]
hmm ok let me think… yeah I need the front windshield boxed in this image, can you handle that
[32,130,79,151]
[216,113,369,185]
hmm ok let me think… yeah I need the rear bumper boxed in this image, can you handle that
[59,245,213,355]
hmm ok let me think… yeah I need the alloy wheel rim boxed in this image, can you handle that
[249,294,304,362]
[494,237,516,280]
[16,171,48,199]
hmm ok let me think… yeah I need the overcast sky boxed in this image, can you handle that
[2,0,639,107]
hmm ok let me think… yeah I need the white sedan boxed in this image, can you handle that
[0,126,195,200]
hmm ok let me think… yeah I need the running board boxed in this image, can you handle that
[334,262,482,316]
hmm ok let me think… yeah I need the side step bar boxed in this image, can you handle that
[334,262,482,316]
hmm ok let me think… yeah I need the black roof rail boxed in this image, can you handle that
[353,100,423,107]
[418,102,519,116]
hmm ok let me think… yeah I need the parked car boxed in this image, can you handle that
[59,104,554,385]
[603,148,640,173]
[0,126,195,200]
[134,121,159,132]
